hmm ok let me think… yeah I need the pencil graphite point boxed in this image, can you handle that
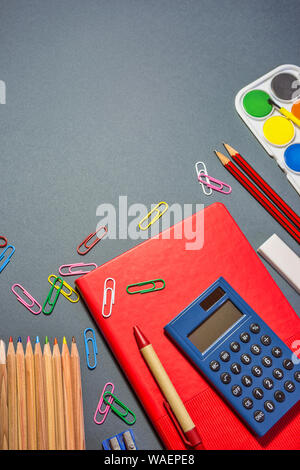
[45,336,49,344]
[63,336,67,345]
[27,336,30,343]
[9,336,13,343]
[17,336,22,343]
[72,336,76,343]
[54,338,58,345]
[36,336,40,344]
[214,150,230,166]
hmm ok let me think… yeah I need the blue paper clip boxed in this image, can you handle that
[0,245,15,273]
[84,328,98,370]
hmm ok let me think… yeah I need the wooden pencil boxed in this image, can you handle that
[0,341,8,450]
[34,336,48,450]
[43,337,56,450]
[16,337,27,449]
[52,338,66,450]
[25,336,37,450]
[7,337,18,449]
[71,337,86,450]
[61,337,75,450]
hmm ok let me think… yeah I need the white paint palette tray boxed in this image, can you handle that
[235,64,300,195]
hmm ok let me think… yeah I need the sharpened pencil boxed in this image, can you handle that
[43,337,56,450]
[61,337,75,450]
[71,337,85,450]
[7,338,18,449]
[53,338,66,450]
[16,337,27,449]
[34,337,47,450]
[25,337,37,450]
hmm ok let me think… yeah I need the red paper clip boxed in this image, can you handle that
[77,226,107,255]
[0,236,7,248]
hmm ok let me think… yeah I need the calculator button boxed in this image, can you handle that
[264,400,275,413]
[252,388,264,400]
[230,342,240,353]
[241,375,252,387]
[274,390,285,403]
[210,360,220,372]
[261,335,272,346]
[284,380,295,393]
[220,351,230,362]
[282,359,294,370]
[220,372,231,384]
[251,365,263,377]
[241,353,252,365]
[250,344,261,355]
[263,377,274,390]
[250,323,260,334]
[294,371,300,383]
[271,346,282,358]
[230,363,241,375]
[261,356,272,368]
[240,332,250,343]
[254,410,265,423]
[273,368,284,380]
[232,385,242,397]
[243,398,253,410]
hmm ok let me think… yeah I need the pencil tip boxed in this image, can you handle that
[63,336,67,345]
[36,336,40,344]
[9,336,13,343]
[27,336,31,343]
[54,337,58,345]
[72,336,76,343]
[45,336,49,344]
[17,336,22,343]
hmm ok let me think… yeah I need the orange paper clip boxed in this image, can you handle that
[77,226,107,255]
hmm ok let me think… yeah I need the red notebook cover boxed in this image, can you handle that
[76,203,300,450]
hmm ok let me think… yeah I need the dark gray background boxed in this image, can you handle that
[0,0,299,450]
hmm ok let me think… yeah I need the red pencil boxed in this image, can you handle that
[223,143,300,230]
[214,151,300,244]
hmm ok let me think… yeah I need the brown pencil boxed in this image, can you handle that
[44,337,56,450]
[7,337,18,449]
[16,337,27,449]
[0,341,8,450]
[25,337,37,450]
[71,337,86,450]
[61,337,75,450]
[34,336,48,450]
[53,338,66,450]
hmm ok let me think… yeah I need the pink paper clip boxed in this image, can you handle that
[11,284,42,315]
[94,382,115,425]
[59,262,98,277]
[198,173,232,194]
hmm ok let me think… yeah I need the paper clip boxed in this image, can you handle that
[126,279,165,295]
[11,284,42,315]
[94,382,115,424]
[84,328,98,370]
[48,274,80,303]
[0,236,7,248]
[195,162,213,196]
[42,276,63,315]
[59,262,98,277]
[0,245,15,273]
[102,278,116,318]
[103,392,136,426]
[77,226,107,255]
[198,174,232,194]
[138,202,169,231]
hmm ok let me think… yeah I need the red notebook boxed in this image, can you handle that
[76,203,300,450]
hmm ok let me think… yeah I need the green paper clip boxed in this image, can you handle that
[126,279,165,295]
[42,276,64,315]
[103,392,136,425]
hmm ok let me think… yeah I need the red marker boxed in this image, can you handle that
[133,325,203,449]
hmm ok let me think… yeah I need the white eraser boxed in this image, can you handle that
[258,234,300,294]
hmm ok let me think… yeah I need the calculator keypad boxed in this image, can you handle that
[208,319,299,434]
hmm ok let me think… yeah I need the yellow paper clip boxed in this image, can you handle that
[48,274,80,303]
[138,202,169,231]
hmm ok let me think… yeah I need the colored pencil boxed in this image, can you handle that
[71,337,86,450]
[52,338,66,450]
[61,337,75,450]
[133,325,203,449]
[43,337,56,450]
[0,341,8,450]
[16,337,27,449]
[223,143,300,230]
[215,150,300,244]
[34,337,48,450]
[25,337,37,450]
[7,338,18,449]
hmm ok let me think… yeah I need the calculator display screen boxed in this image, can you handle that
[188,300,243,353]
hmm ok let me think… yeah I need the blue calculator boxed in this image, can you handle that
[164,278,300,436]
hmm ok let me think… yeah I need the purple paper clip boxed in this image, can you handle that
[94,382,115,425]
[198,173,232,194]
[11,284,42,315]
[59,262,98,277]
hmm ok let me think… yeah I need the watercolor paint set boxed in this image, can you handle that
[235,64,300,194]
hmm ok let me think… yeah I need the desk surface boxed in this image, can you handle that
[1,0,299,450]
